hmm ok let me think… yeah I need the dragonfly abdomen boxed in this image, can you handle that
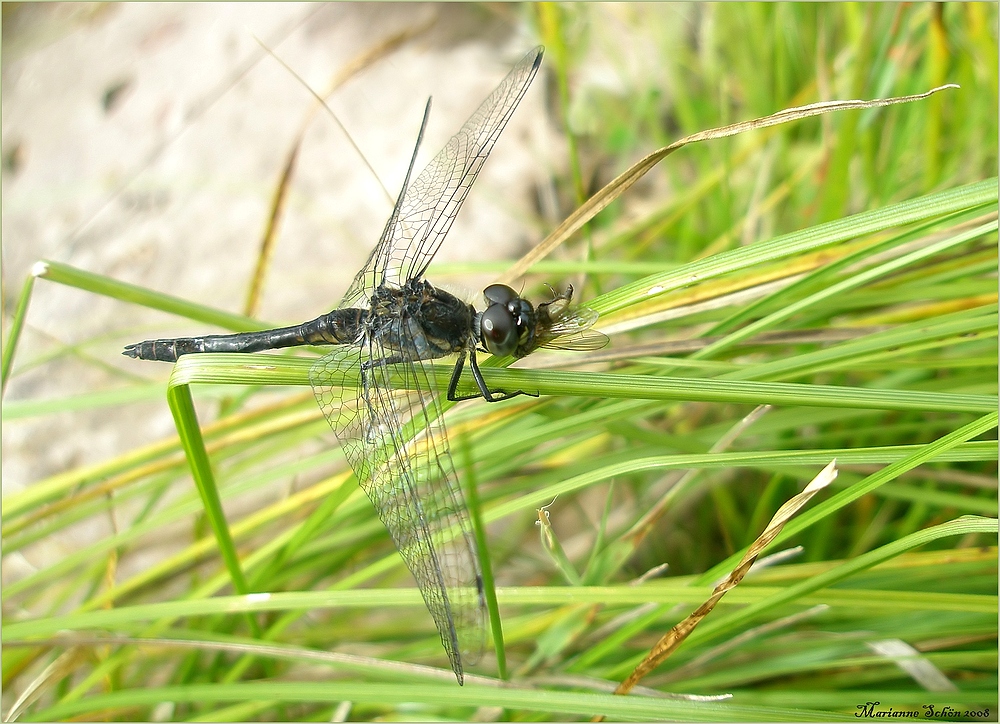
[122,309,367,362]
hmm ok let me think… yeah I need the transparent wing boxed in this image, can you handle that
[340,46,543,308]
[529,289,609,354]
[540,328,610,352]
[535,307,609,351]
[544,305,600,337]
[309,337,485,684]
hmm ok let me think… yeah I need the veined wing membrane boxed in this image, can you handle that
[309,316,485,682]
[339,46,543,308]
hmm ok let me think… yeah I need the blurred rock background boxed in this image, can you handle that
[2,3,556,494]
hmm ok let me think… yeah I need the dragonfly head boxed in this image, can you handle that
[479,284,536,358]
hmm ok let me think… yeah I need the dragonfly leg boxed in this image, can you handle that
[447,350,502,402]
[446,351,475,401]
[448,347,536,403]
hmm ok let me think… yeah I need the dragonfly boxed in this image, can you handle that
[123,45,606,684]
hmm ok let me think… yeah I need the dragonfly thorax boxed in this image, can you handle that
[366,278,477,360]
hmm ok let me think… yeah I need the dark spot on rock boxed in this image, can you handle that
[2,140,25,175]
[102,78,132,113]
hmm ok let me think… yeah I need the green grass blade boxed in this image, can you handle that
[164,353,997,413]
[23,680,857,722]
[459,436,507,681]
[166,384,255,625]
[35,260,272,333]
[593,177,997,316]
[1,270,34,394]
[697,219,996,359]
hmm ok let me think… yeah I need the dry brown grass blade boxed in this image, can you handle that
[598,460,837,711]
[245,141,302,318]
[499,85,960,285]
[244,22,434,317]
[659,603,830,685]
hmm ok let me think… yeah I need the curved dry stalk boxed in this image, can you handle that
[605,460,838,706]
[500,85,960,284]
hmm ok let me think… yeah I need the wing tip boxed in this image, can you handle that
[530,45,544,70]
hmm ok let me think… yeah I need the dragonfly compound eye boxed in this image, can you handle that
[482,283,519,307]
[480,304,519,356]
